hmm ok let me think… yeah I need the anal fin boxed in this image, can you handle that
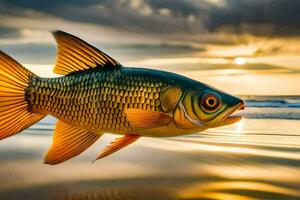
[44,120,102,165]
[93,135,140,162]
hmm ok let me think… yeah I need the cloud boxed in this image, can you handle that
[1,0,299,53]
[206,0,300,36]
[0,27,21,38]
[0,43,56,64]
[0,0,299,70]
[118,43,204,57]
[0,0,204,34]
[129,56,288,71]
[2,0,299,37]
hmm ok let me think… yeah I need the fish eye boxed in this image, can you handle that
[200,92,222,113]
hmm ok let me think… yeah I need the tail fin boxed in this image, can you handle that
[0,51,46,140]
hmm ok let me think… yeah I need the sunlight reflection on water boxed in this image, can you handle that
[0,116,300,199]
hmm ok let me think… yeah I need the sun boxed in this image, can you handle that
[234,57,246,65]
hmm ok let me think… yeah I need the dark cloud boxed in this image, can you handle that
[144,0,202,16]
[1,0,300,36]
[119,43,204,56]
[206,0,300,36]
[1,0,299,37]
[0,27,21,38]
[0,0,299,68]
[0,0,204,33]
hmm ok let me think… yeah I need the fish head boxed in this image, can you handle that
[173,84,245,130]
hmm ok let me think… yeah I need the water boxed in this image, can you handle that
[243,96,300,120]
[245,96,300,108]
[0,96,300,200]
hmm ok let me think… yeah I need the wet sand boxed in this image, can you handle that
[1,108,300,200]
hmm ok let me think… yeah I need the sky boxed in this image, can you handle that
[0,0,299,95]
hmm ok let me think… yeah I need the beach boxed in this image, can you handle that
[1,96,300,200]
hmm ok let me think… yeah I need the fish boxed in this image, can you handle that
[0,31,245,165]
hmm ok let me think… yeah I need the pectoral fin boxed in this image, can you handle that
[125,109,172,129]
[44,120,102,165]
[93,135,140,162]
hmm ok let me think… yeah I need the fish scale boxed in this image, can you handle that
[26,68,167,134]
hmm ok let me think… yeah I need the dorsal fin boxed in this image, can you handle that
[52,30,121,75]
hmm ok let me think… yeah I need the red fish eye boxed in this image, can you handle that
[206,97,217,107]
[200,92,222,113]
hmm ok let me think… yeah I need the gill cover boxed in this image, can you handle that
[173,88,243,129]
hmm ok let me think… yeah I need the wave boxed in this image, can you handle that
[246,100,300,108]
[243,96,300,108]
[243,111,300,120]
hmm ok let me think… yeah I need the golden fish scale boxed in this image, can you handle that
[25,68,167,134]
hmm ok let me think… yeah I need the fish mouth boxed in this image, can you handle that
[220,101,245,126]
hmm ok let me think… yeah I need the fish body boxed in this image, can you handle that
[27,67,208,137]
[0,31,244,164]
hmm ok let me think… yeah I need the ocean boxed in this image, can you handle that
[0,96,300,200]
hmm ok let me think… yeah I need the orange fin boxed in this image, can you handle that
[93,135,140,162]
[125,109,172,129]
[52,30,121,75]
[0,51,46,140]
[44,120,102,165]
